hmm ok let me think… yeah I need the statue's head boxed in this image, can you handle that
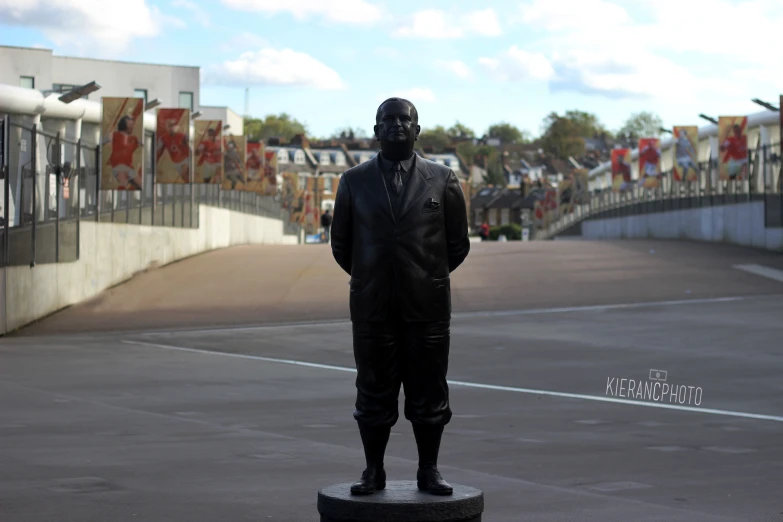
[374,98,420,159]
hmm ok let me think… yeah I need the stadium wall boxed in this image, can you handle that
[2,205,299,334]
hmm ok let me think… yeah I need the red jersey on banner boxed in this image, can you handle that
[722,135,746,161]
[198,139,222,165]
[640,144,659,164]
[158,132,189,163]
[110,131,139,168]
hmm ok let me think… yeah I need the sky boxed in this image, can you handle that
[1,0,781,139]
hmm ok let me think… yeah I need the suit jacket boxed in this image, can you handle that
[331,154,470,322]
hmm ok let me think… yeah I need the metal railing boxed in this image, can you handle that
[0,121,300,267]
[539,143,783,238]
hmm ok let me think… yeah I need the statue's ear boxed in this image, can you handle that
[373,124,380,141]
[415,124,421,140]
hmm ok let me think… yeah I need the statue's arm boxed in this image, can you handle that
[331,174,353,275]
[444,170,470,272]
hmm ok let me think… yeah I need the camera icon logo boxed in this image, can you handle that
[649,369,667,382]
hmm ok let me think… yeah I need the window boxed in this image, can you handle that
[19,76,35,89]
[294,150,306,165]
[323,175,335,194]
[178,91,194,110]
[298,175,310,191]
[335,152,346,166]
[134,89,148,105]
[500,209,510,225]
[319,152,330,166]
[277,149,288,164]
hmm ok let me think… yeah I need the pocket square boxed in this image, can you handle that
[423,198,440,211]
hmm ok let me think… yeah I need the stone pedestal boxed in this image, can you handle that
[317,480,483,522]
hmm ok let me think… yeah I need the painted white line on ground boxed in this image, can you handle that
[139,296,748,336]
[121,339,783,424]
[733,264,783,284]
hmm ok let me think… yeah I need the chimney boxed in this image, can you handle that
[291,133,309,148]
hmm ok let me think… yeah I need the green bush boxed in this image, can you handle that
[489,224,522,240]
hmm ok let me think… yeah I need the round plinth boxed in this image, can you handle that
[317,480,483,522]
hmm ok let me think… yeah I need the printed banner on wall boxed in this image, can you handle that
[533,187,557,227]
[638,138,661,189]
[611,148,632,192]
[155,108,191,184]
[718,116,748,181]
[557,169,589,215]
[245,142,264,193]
[194,120,223,184]
[672,126,699,182]
[263,149,278,196]
[101,97,144,190]
[222,135,247,190]
[281,172,299,211]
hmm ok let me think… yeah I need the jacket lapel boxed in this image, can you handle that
[366,154,395,222]
[397,155,433,222]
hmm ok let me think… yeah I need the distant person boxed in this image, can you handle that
[320,209,332,243]
[479,221,490,241]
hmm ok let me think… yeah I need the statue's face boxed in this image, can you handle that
[374,101,420,145]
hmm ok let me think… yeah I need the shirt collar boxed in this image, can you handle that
[379,152,416,173]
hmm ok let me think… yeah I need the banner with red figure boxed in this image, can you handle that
[718,116,748,181]
[155,108,191,184]
[611,148,632,192]
[193,120,223,184]
[101,97,144,190]
[638,138,661,189]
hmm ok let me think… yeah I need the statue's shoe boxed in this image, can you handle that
[350,468,386,495]
[416,467,453,495]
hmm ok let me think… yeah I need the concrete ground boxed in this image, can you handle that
[2,240,783,521]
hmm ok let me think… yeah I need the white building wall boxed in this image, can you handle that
[199,106,243,135]
[0,45,200,111]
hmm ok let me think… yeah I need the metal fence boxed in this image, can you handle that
[0,120,300,267]
[541,143,783,238]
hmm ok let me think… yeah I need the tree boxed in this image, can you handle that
[417,125,451,151]
[487,122,527,144]
[617,111,663,140]
[244,113,308,141]
[330,126,369,140]
[447,122,475,140]
[539,113,586,160]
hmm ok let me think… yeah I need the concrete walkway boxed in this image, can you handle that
[16,240,783,336]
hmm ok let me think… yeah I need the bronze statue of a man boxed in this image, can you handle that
[330,98,470,495]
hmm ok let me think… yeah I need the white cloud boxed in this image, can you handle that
[519,0,631,31]
[0,0,178,55]
[504,0,783,102]
[374,47,402,60]
[171,0,211,27]
[205,48,345,90]
[220,32,270,52]
[435,60,472,80]
[479,46,554,82]
[377,88,436,103]
[219,0,384,25]
[392,8,502,39]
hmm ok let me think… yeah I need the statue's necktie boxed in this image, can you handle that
[392,162,403,194]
